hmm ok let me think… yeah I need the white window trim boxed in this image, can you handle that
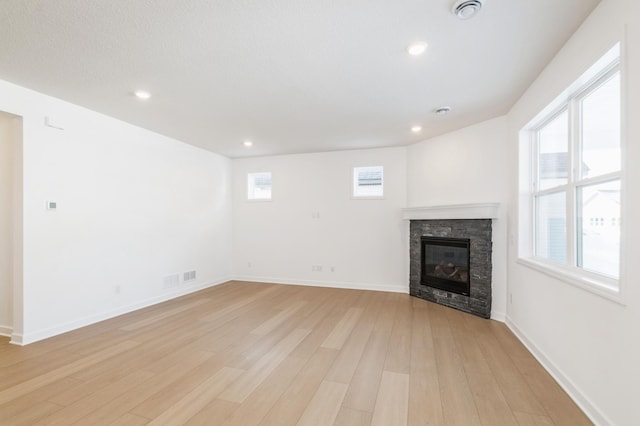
[518,42,626,304]
[516,258,624,305]
[351,166,385,199]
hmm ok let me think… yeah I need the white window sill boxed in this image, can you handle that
[516,257,624,306]
[351,196,385,200]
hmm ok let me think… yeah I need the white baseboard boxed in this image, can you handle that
[490,310,506,322]
[233,276,503,321]
[10,333,23,346]
[19,277,231,345]
[505,315,611,426]
[0,325,13,337]
[232,275,409,294]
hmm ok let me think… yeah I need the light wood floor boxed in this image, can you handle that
[0,281,591,425]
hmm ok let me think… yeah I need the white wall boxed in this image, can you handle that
[507,0,640,424]
[3,4,634,419]
[232,147,407,292]
[0,113,17,336]
[0,79,233,344]
[406,116,509,320]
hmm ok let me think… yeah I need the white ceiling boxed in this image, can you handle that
[0,0,601,158]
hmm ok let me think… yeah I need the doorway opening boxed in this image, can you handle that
[0,111,23,342]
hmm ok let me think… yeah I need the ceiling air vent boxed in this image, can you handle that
[452,0,484,20]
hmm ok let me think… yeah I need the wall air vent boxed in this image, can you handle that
[452,0,484,20]
[163,274,180,289]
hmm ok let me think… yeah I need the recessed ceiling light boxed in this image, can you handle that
[434,106,452,115]
[411,125,423,133]
[407,42,428,56]
[452,0,484,20]
[134,90,151,100]
[243,140,253,148]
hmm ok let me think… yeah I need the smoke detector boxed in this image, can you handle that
[452,0,484,20]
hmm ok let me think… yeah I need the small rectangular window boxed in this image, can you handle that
[353,166,383,198]
[247,172,272,200]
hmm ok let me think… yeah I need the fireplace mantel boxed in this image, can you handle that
[402,203,500,221]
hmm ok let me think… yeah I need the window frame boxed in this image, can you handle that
[352,166,384,199]
[246,171,273,201]
[519,44,625,303]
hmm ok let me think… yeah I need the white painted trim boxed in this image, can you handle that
[237,276,503,323]
[0,325,13,337]
[505,315,612,426]
[402,203,501,220]
[19,277,232,345]
[233,275,408,294]
[517,258,624,305]
[10,333,23,346]
[490,310,506,322]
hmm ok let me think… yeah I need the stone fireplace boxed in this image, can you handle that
[403,204,498,319]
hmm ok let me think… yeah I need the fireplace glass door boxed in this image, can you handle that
[421,236,471,296]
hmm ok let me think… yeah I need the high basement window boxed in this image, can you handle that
[353,166,384,198]
[247,172,272,200]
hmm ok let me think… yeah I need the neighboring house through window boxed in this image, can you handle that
[519,43,622,297]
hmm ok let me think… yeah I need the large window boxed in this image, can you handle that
[522,44,622,295]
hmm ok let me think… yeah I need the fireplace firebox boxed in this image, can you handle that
[421,236,470,296]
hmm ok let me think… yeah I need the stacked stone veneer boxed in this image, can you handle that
[410,219,492,318]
